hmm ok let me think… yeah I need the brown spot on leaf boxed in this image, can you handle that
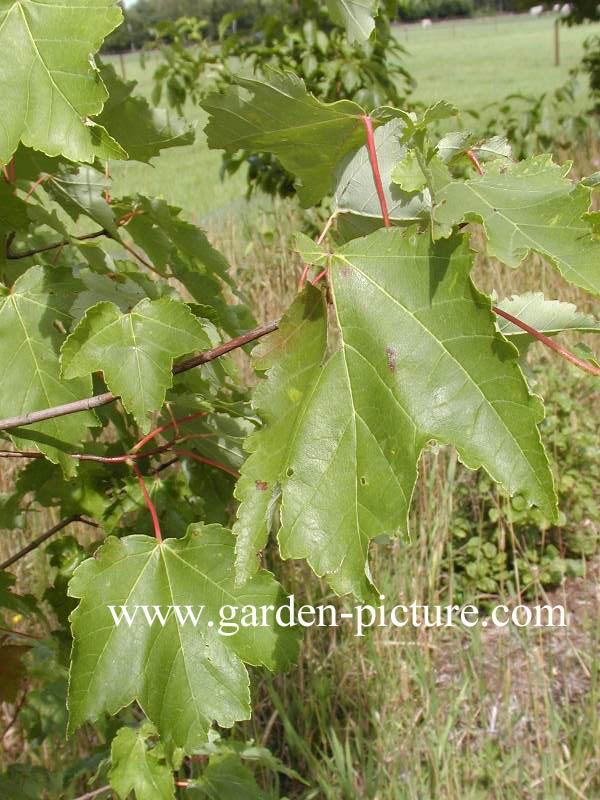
[339,266,352,279]
[385,346,397,372]
[255,480,268,491]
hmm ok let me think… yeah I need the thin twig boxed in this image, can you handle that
[6,228,108,260]
[493,305,600,377]
[0,625,40,640]
[317,214,335,245]
[172,319,280,374]
[1,689,28,740]
[0,515,98,570]
[72,786,113,800]
[120,239,165,276]
[0,320,280,432]
[298,263,311,291]
[0,441,174,464]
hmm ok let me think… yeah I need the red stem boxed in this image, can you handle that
[493,305,600,377]
[466,149,484,176]
[130,411,208,454]
[362,115,390,227]
[171,449,241,479]
[25,173,51,200]
[133,463,162,543]
[298,263,310,291]
[311,269,328,285]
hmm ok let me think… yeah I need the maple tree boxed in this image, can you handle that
[0,1,599,797]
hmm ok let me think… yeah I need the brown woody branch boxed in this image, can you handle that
[0,320,280,433]
[6,228,108,260]
[0,303,594,441]
[72,787,113,800]
[0,515,98,570]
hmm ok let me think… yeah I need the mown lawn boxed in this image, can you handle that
[403,13,600,107]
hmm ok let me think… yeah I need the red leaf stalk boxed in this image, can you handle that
[133,463,163,543]
[362,115,390,227]
[465,149,484,176]
[493,305,600,377]
[130,411,208,454]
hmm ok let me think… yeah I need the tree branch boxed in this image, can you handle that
[72,787,113,800]
[6,228,108,260]
[0,320,280,433]
[0,515,98,570]
[0,298,594,442]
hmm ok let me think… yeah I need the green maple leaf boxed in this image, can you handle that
[97,63,194,164]
[109,724,175,800]
[193,753,267,800]
[68,524,299,753]
[0,267,97,475]
[0,0,125,164]
[236,229,557,598]
[233,287,328,584]
[294,232,328,266]
[202,70,375,207]
[60,298,211,431]
[333,119,430,242]
[0,573,39,618]
[390,150,428,193]
[434,155,600,297]
[326,0,379,43]
[45,165,120,237]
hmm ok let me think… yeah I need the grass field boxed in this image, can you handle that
[403,13,600,107]
[107,13,600,224]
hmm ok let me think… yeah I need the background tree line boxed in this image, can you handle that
[104,0,526,52]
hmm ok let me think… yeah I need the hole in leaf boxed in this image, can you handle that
[286,467,294,477]
[360,476,367,486]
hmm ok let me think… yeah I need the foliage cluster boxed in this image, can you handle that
[397,0,473,22]
[104,0,264,51]
[148,0,412,198]
[0,1,599,798]
[466,76,591,160]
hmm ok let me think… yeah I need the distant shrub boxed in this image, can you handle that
[398,0,473,22]
[582,34,600,106]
